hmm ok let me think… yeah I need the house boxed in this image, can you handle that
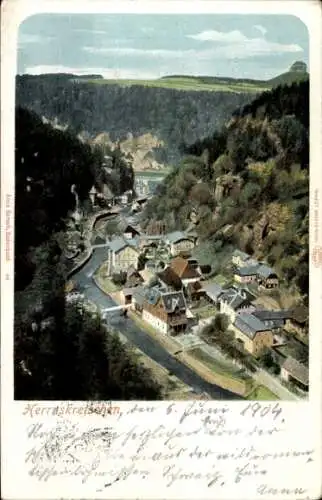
[234,265,259,284]
[136,196,148,208]
[139,268,155,285]
[119,190,133,205]
[185,281,205,303]
[169,256,201,285]
[219,287,255,324]
[142,289,188,335]
[232,313,274,356]
[187,258,199,270]
[285,305,309,335]
[198,264,212,279]
[232,249,252,268]
[202,283,224,307]
[131,286,146,315]
[123,224,141,240]
[125,266,144,288]
[256,264,279,288]
[107,237,139,274]
[252,309,291,331]
[89,185,98,206]
[115,219,141,240]
[281,356,309,391]
[157,266,183,292]
[165,231,195,256]
[121,287,138,305]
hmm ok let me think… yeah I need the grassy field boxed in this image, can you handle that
[189,347,250,380]
[246,385,279,400]
[193,304,217,319]
[94,264,120,293]
[85,76,269,94]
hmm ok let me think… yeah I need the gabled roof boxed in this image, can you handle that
[139,269,155,283]
[166,231,193,244]
[234,313,270,339]
[108,237,139,254]
[282,356,309,385]
[127,265,139,278]
[235,265,259,276]
[257,264,277,279]
[253,309,292,321]
[170,256,200,280]
[202,283,224,301]
[186,281,203,293]
[123,224,141,236]
[157,267,182,291]
[220,287,250,310]
[132,286,147,306]
[161,291,187,313]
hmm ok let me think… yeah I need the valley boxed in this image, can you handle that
[14,63,310,402]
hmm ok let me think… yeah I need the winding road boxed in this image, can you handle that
[73,246,243,400]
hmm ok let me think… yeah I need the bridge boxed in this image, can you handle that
[102,304,132,314]
[92,243,110,249]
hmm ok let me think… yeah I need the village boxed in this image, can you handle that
[66,185,309,401]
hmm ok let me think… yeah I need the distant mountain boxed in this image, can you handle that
[268,61,309,87]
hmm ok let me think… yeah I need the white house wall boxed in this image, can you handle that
[142,309,168,334]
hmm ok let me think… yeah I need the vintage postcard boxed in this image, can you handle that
[1,0,322,498]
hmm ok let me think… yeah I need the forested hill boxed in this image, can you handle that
[15,107,134,291]
[15,107,161,400]
[143,80,309,302]
[16,74,255,164]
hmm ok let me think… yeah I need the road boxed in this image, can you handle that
[254,368,299,401]
[73,247,243,400]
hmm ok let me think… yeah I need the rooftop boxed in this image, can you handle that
[166,231,193,244]
[170,256,200,280]
[108,236,139,254]
[253,309,292,321]
[157,267,182,291]
[220,287,250,310]
[131,286,147,306]
[234,313,269,339]
[256,264,277,279]
[202,283,224,301]
[235,265,259,276]
[161,291,187,313]
[282,356,309,386]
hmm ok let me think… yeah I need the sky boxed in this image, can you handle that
[17,14,309,80]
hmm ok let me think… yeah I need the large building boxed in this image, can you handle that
[219,287,255,324]
[165,231,195,256]
[107,237,139,274]
[231,313,274,357]
[142,288,188,335]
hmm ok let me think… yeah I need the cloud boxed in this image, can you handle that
[83,35,302,62]
[23,65,163,79]
[18,33,54,46]
[253,25,267,36]
[187,30,247,43]
[82,46,184,59]
[73,29,107,35]
[186,29,303,58]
